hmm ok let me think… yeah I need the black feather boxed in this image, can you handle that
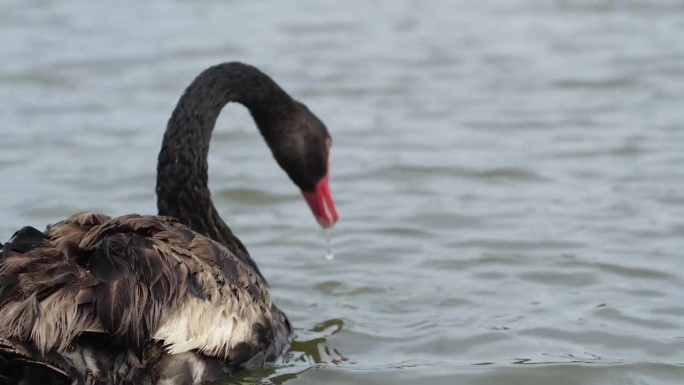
[186,273,206,300]
[60,241,81,260]
[95,280,131,339]
[225,342,256,368]
[88,239,129,282]
[176,226,196,243]
[2,226,49,259]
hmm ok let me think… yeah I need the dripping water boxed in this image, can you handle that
[324,228,334,260]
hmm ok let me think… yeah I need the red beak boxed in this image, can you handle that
[302,174,338,228]
[301,142,338,228]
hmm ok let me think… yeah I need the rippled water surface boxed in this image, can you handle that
[2,1,684,384]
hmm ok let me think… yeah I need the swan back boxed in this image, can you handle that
[0,212,291,383]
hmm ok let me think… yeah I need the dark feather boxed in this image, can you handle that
[88,239,129,282]
[1,227,48,260]
[186,272,206,300]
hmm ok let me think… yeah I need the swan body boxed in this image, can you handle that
[0,213,289,384]
[0,62,337,384]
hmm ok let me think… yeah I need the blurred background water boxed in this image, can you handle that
[1,0,684,384]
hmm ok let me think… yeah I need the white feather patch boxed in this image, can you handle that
[152,296,264,357]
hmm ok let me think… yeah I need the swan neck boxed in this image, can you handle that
[156,63,291,260]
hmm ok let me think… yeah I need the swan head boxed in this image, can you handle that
[300,138,338,229]
[262,101,339,229]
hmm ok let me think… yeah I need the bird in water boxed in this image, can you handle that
[0,62,339,385]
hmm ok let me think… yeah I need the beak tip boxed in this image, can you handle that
[318,215,339,229]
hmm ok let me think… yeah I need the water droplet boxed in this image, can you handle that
[325,228,334,260]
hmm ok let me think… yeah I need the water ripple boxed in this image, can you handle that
[2,1,684,384]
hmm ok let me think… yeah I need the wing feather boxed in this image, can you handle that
[0,212,277,362]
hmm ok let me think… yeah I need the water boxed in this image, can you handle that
[1,0,684,384]
[325,229,335,260]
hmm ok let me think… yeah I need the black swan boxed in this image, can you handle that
[0,62,338,385]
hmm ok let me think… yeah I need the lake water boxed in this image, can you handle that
[1,1,684,384]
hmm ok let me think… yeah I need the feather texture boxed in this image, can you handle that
[0,212,291,384]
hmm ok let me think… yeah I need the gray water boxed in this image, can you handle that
[2,1,684,384]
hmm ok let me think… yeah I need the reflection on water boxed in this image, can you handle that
[219,320,346,385]
[286,318,347,366]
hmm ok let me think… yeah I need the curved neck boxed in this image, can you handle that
[156,63,293,270]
